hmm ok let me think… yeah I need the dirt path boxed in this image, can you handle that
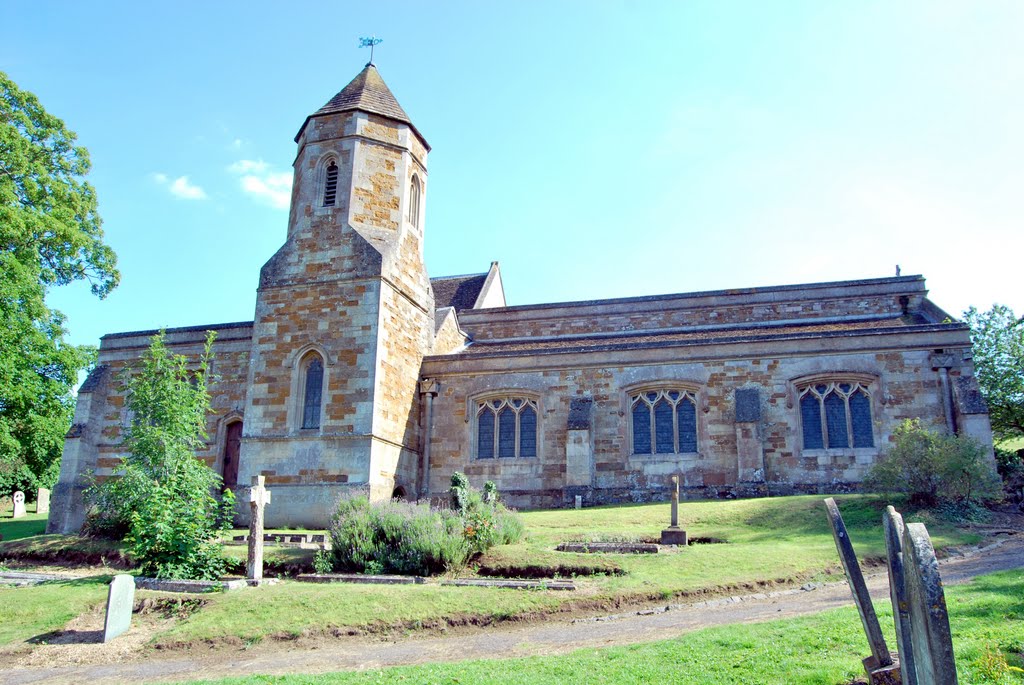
[5,534,1023,685]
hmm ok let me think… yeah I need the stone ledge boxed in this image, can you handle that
[135,577,280,593]
[295,573,426,585]
[556,542,659,554]
[442,578,576,591]
[0,571,81,586]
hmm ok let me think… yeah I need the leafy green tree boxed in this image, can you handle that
[0,71,119,496]
[964,305,1024,441]
[89,331,233,580]
[866,419,1002,507]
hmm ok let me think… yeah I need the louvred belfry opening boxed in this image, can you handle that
[323,161,339,207]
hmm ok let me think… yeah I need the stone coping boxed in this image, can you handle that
[0,571,81,586]
[556,542,660,554]
[295,573,426,585]
[441,578,576,591]
[135,577,280,593]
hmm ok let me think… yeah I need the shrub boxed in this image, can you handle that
[329,496,471,575]
[866,419,1002,507]
[995,447,1024,505]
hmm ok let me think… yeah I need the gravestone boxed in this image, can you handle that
[903,522,958,684]
[574,495,582,510]
[824,498,897,682]
[11,491,26,518]
[247,475,272,581]
[660,475,687,545]
[36,487,50,515]
[883,506,916,684]
[103,574,136,642]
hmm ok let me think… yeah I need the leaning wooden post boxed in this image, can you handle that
[824,498,898,683]
[247,475,272,582]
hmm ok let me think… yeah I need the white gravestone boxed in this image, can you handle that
[12,491,26,518]
[103,574,136,642]
[247,475,272,581]
[36,487,50,515]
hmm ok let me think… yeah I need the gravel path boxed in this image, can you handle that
[5,534,1022,685]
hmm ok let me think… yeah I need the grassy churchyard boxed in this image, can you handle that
[1,494,1022,683]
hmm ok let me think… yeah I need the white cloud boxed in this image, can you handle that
[152,172,207,200]
[229,159,292,210]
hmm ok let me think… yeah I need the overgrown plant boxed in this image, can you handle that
[866,419,1002,507]
[449,472,525,553]
[86,331,234,580]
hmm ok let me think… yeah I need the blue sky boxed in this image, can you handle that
[3,1,1023,350]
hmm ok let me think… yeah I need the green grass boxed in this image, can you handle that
[0,575,111,645]
[179,569,1024,685]
[0,509,48,543]
[1000,436,1024,451]
[149,494,978,647]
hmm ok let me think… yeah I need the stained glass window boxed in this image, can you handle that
[301,357,323,429]
[798,381,874,450]
[476,397,539,459]
[630,389,699,455]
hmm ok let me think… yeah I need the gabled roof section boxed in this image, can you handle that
[431,272,488,311]
[294,64,430,149]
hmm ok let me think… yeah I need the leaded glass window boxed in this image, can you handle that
[798,381,874,450]
[630,389,699,455]
[476,397,539,459]
[301,356,323,429]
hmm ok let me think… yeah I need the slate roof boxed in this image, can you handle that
[452,315,966,358]
[431,273,488,311]
[295,64,430,149]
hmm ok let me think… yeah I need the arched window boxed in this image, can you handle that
[409,175,421,228]
[322,161,339,207]
[301,356,324,429]
[630,389,699,455]
[798,381,874,450]
[476,397,538,459]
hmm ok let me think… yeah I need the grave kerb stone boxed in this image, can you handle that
[12,490,26,518]
[884,506,916,685]
[103,574,136,642]
[824,498,892,668]
[903,522,958,685]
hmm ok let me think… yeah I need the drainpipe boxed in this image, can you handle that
[419,379,439,500]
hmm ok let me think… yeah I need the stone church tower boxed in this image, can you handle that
[239,63,435,521]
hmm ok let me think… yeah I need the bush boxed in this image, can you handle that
[329,496,471,576]
[995,447,1024,505]
[866,419,1002,507]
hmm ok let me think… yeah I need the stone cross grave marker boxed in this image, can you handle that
[884,506,916,684]
[824,498,894,676]
[36,487,50,515]
[247,475,272,581]
[103,574,136,642]
[903,521,958,685]
[660,475,687,545]
[12,490,26,518]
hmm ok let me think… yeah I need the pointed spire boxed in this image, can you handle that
[295,64,429,149]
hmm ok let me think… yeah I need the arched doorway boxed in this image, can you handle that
[391,485,407,501]
[222,421,242,490]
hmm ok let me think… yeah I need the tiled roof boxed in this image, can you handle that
[452,316,964,357]
[432,273,487,311]
[295,64,429,149]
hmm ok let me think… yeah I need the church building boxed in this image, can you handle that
[48,63,994,531]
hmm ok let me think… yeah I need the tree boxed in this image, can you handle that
[0,71,119,497]
[964,304,1024,441]
[89,331,234,580]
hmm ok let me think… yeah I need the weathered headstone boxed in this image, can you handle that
[36,487,50,515]
[884,506,916,685]
[903,522,958,684]
[11,490,25,518]
[824,498,896,682]
[574,495,582,510]
[247,475,272,581]
[102,574,136,642]
[660,475,687,545]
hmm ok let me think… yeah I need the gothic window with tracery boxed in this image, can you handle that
[798,381,874,450]
[476,397,538,459]
[630,389,698,455]
[323,161,339,207]
[410,175,421,228]
[301,356,324,429]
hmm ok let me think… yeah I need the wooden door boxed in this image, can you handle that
[223,421,242,490]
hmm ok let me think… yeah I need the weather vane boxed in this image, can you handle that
[359,36,383,65]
